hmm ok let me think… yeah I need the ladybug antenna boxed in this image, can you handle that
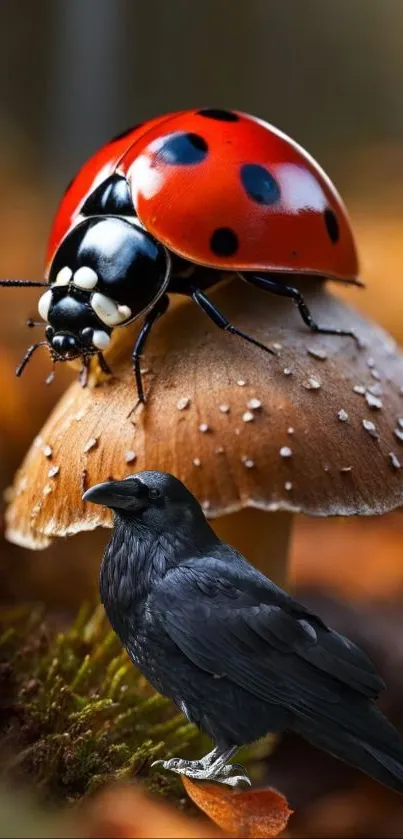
[0,279,47,288]
[26,319,46,328]
[16,341,48,377]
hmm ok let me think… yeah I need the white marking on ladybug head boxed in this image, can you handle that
[91,292,131,326]
[117,304,132,320]
[55,266,72,286]
[92,330,111,350]
[73,266,98,290]
[38,289,53,322]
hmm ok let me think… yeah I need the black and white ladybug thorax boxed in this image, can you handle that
[39,177,171,358]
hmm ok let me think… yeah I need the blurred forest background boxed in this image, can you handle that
[1,1,403,836]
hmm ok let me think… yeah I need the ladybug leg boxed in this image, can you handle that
[191,288,276,355]
[131,294,170,404]
[79,357,90,388]
[244,274,361,346]
[97,352,112,376]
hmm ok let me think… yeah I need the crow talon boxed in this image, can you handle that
[219,772,252,788]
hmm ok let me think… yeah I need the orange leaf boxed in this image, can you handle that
[182,777,292,838]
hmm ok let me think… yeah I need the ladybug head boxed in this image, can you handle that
[36,216,170,366]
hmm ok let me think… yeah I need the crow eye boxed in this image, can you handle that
[149,488,161,500]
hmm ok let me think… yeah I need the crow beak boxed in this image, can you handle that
[83,478,146,510]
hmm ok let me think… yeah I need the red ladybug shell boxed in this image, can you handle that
[46,112,180,271]
[47,108,359,283]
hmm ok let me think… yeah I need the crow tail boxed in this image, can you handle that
[293,702,403,794]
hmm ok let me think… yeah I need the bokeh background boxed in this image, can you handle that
[1,1,403,836]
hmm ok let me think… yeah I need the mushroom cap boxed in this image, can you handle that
[6,275,403,549]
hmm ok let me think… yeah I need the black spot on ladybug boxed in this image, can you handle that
[324,208,340,243]
[110,123,143,143]
[157,132,208,165]
[197,109,239,122]
[81,175,135,217]
[240,163,280,206]
[210,227,239,257]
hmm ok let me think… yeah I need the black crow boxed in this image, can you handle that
[83,471,403,790]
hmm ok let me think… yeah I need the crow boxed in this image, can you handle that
[84,471,403,790]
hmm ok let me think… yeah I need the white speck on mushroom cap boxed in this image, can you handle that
[202,500,211,511]
[272,342,282,352]
[362,419,379,438]
[338,409,349,422]
[303,377,321,390]
[215,446,224,454]
[193,457,201,467]
[353,385,366,395]
[43,483,53,496]
[177,396,191,410]
[371,369,381,381]
[340,466,353,473]
[242,411,254,423]
[283,367,292,376]
[247,398,262,410]
[389,452,401,470]
[242,457,255,468]
[394,428,403,442]
[219,404,230,413]
[307,347,328,360]
[237,379,247,387]
[365,392,383,409]
[125,450,136,464]
[367,357,375,368]
[287,427,295,435]
[42,444,52,458]
[83,437,98,453]
[284,481,293,491]
[280,446,293,458]
[199,423,209,433]
[74,409,86,422]
[48,465,59,478]
[368,383,383,396]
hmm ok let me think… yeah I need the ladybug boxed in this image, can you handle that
[2,108,360,402]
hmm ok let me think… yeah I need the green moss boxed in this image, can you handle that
[0,604,206,804]
[0,604,272,806]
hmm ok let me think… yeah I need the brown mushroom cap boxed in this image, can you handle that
[5,275,403,549]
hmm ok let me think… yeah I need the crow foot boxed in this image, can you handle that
[152,746,251,788]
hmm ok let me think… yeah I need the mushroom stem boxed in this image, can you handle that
[212,509,294,587]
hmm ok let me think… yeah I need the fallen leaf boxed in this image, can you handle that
[182,777,292,838]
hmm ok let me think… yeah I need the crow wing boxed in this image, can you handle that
[149,556,384,714]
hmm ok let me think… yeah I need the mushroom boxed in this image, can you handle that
[5,275,403,587]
